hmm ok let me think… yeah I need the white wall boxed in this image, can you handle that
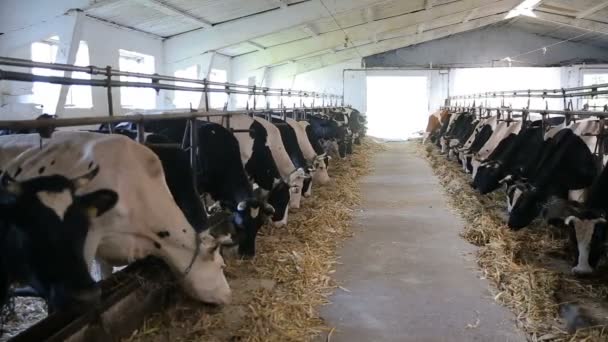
[0,8,165,119]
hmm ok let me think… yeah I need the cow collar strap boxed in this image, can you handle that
[182,232,202,277]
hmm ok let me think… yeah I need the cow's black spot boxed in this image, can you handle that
[50,160,56,165]
[154,242,162,249]
[182,229,187,233]
[88,161,94,169]
[14,167,21,177]
[38,166,45,174]
[156,231,170,238]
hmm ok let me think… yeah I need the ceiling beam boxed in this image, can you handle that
[417,23,425,34]
[302,24,320,37]
[246,40,267,51]
[533,10,608,35]
[462,8,478,22]
[82,0,124,11]
[575,1,608,19]
[132,0,212,28]
[271,0,289,9]
[232,0,521,74]
[290,13,506,75]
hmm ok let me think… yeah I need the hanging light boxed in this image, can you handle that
[505,0,541,19]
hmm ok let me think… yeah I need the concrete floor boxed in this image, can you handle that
[320,142,525,342]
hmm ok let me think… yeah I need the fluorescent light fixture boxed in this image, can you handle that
[505,0,541,19]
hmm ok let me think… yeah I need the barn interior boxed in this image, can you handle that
[1,0,608,341]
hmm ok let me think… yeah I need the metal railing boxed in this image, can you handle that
[0,56,345,115]
[448,83,608,100]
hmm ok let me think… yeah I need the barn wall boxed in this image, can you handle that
[0,10,165,119]
[364,26,608,69]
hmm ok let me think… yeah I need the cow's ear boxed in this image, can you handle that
[77,189,118,218]
[237,201,247,211]
[565,216,579,229]
[72,165,100,189]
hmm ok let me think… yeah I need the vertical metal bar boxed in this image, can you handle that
[137,118,146,143]
[106,66,114,133]
[189,118,198,191]
[204,79,210,112]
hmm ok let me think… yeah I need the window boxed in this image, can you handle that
[32,35,61,114]
[583,73,608,110]
[118,49,156,110]
[65,41,93,108]
[232,78,249,109]
[209,68,228,109]
[173,65,202,109]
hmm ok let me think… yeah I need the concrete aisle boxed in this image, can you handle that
[320,142,525,342]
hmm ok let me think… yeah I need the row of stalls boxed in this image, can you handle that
[0,56,369,341]
[424,81,608,339]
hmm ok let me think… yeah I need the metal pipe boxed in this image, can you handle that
[441,106,608,117]
[0,106,336,130]
[0,56,344,99]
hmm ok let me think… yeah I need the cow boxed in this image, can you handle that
[285,117,330,186]
[0,131,232,312]
[252,116,307,209]
[503,120,599,229]
[456,115,498,172]
[469,120,524,180]
[104,117,292,229]
[559,161,608,274]
[473,117,566,194]
[423,109,449,144]
[308,115,343,159]
[298,120,331,171]
[270,117,315,197]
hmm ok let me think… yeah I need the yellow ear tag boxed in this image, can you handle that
[87,207,98,217]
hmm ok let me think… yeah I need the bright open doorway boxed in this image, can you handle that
[366,75,428,141]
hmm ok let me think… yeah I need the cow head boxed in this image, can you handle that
[473,161,503,194]
[502,176,541,229]
[229,195,274,259]
[565,213,607,274]
[312,154,330,185]
[0,166,118,313]
[268,178,291,227]
[287,168,308,209]
[320,139,340,160]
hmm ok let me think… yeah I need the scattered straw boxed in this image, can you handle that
[419,142,608,341]
[125,139,384,342]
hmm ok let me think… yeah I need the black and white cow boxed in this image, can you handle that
[503,120,599,229]
[0,167,117,313]
[285,117,330,186]
[473,117,566,194]
[456,116,498,172]
[298,120,331,171]
[0,132,232,311]
[270,117,314,197]
[308,115,343,159]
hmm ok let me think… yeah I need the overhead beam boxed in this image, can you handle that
[302,24,320,37]
[247,40,267,51]
[533,10,608,35]
[462,8,478,22]
[82,0,124,11]
[576,1,608,19]
[271,0,289,9]
[132,0,212,28]
[232,0,521,74]
[164,1,332,66]
[290,13,506,75]
[417,23,425,34]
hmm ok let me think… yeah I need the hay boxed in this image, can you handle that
[125,139,384,342]
[419,142,608,342]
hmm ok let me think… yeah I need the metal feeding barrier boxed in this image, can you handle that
[0,57,351,341]
[0,56,348,191]
[440,83,608,171]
